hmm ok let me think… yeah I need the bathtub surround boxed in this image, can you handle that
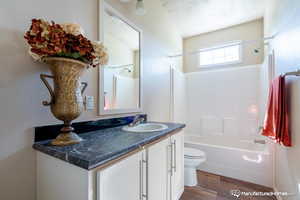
[185,65,261,140]
[183,19,264,73]
[184,64,274,187]
[262,0,300,199]
[0,0,181,199]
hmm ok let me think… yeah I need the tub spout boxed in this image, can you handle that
[254,139,266,144]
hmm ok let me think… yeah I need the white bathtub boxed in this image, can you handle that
[184,135,273,187]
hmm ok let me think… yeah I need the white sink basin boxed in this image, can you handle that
[122,123,168,133]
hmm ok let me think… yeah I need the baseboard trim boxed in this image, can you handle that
[176,187,184,200]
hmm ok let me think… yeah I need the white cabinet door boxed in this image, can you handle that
[171,131,184,200]
[147,138,170,200]
[97,151,143,200]
[96,131,184,200]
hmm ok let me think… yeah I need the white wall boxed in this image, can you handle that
[105,34,135,67]
[185,65,261,140]
[183,19,264,73]
[263,0,300,199]
[0,0,182,199]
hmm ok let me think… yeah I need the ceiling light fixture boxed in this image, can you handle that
[135,0,146,16]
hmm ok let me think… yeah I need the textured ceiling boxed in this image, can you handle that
[160,0,266,38]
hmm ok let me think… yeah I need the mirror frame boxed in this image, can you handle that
[98,1,143,115]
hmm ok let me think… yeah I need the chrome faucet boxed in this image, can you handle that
[128,115,145,127]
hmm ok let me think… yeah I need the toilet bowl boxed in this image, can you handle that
[184,147,206,187]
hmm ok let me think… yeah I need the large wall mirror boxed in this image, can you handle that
[99,2,142,115]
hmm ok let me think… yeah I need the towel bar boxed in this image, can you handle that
[284,69,300,76]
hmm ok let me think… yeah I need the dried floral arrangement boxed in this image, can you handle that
[24,19,108,67]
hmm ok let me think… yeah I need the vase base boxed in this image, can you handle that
[51,132,83,146]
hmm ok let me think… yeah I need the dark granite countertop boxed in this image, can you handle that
[33,122,185,170]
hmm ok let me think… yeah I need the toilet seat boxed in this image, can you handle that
[184,147,206,159]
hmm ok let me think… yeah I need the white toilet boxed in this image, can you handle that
[184,147,206,187]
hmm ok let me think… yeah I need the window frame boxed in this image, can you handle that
[198,41,243,68]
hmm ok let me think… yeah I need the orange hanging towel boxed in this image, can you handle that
[262,75,291,147]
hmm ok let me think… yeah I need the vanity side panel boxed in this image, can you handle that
[37,152,90,200]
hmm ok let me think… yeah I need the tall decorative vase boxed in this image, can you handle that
[40,57,88,146]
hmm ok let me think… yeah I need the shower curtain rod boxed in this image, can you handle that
[168,35,275,58]
[105,64,134,68]
[189,36,274,54]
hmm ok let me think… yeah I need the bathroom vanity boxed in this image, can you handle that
[34,119,185,200]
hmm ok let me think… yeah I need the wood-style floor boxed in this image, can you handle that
[180,170,277,200]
